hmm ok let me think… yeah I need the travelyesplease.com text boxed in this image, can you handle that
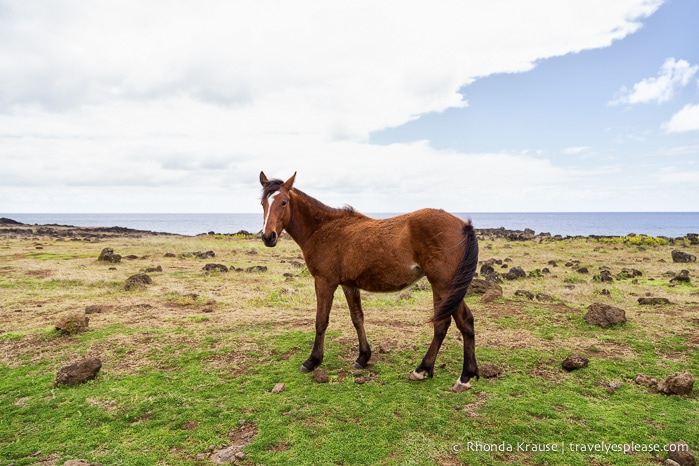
[453,440,690,455]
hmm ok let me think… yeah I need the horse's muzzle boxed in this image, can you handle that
[262,231,277,247]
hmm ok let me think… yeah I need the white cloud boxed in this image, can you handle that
[609,57,698,105]
[661,103,699,133]
[0,0,667,212]
[562,146,590,155]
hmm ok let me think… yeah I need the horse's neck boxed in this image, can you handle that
[286,190,341,250]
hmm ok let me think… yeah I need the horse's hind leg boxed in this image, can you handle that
[410,294,452,380]
[342,286,371,368]
[451,302,479,393]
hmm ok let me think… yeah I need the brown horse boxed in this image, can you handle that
[259,171,479,392]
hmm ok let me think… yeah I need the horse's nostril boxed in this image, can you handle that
[263,231,278,247]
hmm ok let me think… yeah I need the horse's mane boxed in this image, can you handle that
[262,178,357,214]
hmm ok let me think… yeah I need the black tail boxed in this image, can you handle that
[430,222,479,323]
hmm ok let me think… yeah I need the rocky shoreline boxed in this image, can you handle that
[2,217,697,244]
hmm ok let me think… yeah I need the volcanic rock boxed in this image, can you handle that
[97,248,121,263]
[468,278,503,295]
[124,273,152,290]
[503,266,526,280]
[55,315,90,335]
[671,270,691,284]
[514,290,534,300]
[668,441,696,466]
[479,363,503,378]
[54,357,102,387]
[638,297,671,305]
[203,264,228,273]
[562,354,588,371]
[584,303,626,328]
[481,288,503,304]
[659,371,695,396]
[672,250,696,263]
[312,369,329,383]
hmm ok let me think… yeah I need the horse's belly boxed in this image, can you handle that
[343,262,424,293]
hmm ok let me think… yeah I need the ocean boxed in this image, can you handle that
[2,212,698,238]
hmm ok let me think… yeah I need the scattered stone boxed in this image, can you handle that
[503,266,526,280]
[195,250,215,259]
[604,381,622,394]
[638,297,671,305]
[479,363,503,378]
[144,266,162,273]
[671,270,691,284]
[481,288,502,303]
[468,278,503,295]
[584,303,626,328]
[164,252,176,257]
[354,373,376,384]
[54,357,102,387]
[668,441,696,466]
[660,371,695,396]
[635,374,658,387]
[202,263,228,273]
[378,343,392,354]
[85,305,110,314]
[97,248,121,263]
[617,268,642,280]
[271,383,286,393]
[55,315,90,335]
[63,460,104,466]
[577,267,589,274]
[124,273,152,290]
[514,290,534,300]
[536,293,555,302]
[245,265,268,273]
[312,369,329,383]
[562,354,588,371]
[480,263,495,276]
[547,260,558,267]
[672,250,697,263]
[593,270,614,283]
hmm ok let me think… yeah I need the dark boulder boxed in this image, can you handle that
[124,273,152,290]
[203,263,228,273]
[562,354,589,371]
[584,303,626,328]
[593,270,614,283]
[671,270,691,284]
[245,265,268,273]
[514,290,534,300]
[479,363,503,378]
[55,315,90,335]
[503,266,526,280]
[54,357,102,387]
[467,278,503,296]
[638,297,671,305]
[97,248,121,263]
[672,250,697,263]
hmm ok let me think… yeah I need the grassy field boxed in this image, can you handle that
[0,226,697,465]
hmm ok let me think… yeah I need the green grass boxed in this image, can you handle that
[0,233,697,465]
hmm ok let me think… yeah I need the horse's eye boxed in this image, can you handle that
[281,201,288,207]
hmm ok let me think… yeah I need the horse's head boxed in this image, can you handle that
[259,171,296,247]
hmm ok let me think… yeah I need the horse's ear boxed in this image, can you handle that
[259,171,269,186]
[283,172,297,190]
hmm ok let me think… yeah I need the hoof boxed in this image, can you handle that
[352,361,363,369]
[300,364,312,373]
[409,370,427,381]
[451,380,472,393]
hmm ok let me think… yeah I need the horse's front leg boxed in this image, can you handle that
[342,286,371,369]
[301,278,337,373]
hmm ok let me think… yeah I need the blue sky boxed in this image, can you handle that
[0,0,697,214]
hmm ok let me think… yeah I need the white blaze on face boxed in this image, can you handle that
[262,191,279,233]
